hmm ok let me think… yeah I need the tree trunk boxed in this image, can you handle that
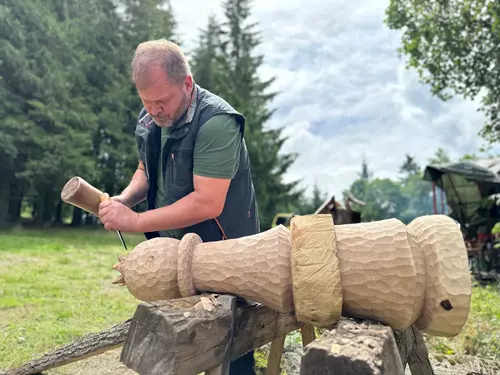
[0,178,10,227]
[8,182,23,223]
[71,207,83,226]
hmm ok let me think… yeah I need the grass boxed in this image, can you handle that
[1,227,500,372]
[0,226,145,370]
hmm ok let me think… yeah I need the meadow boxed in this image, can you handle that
[1,226,499,373]
[0,226,144,370]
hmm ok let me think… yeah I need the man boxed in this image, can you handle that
[98,39,260,374]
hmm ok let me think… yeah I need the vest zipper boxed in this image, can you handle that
[169,152,176,183]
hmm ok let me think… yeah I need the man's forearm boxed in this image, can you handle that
[136,191,221,233]
[120,168,149,208]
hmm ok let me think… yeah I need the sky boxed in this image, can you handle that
[169,0,498,200]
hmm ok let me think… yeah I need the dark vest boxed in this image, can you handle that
[134,84,260,242]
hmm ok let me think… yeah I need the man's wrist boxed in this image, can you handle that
[135,212,143,232]
[135,211,151,233]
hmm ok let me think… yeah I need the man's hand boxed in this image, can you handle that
[98,200,140,232]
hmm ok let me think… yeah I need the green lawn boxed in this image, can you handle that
[0,226,145,370]
[1,227,499,372]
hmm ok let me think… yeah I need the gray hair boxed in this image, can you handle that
[131,39,191,88]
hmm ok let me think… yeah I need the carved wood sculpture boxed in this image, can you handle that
[111,214,472,337]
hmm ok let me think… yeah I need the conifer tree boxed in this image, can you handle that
[193,0,304,229]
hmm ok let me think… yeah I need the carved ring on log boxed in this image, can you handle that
[111,214,472,337]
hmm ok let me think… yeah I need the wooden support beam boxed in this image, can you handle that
[394,325,435,375]
[121,294,303,375]
[300,319,406,375]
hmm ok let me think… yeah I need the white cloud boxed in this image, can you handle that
[170,0,499,202]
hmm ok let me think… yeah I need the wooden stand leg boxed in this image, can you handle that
[267,335,286,375]
[267,324,316,375]
[300,325,316,346]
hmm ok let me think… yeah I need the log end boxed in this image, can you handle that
[408,215,472,337]
[114,237,183,302]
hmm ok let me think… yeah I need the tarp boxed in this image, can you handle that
[422,157,500,232]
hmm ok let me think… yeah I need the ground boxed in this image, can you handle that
[1,226,499,375]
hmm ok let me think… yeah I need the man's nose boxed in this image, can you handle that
[146,103,162,116]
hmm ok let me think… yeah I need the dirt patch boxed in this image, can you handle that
[3,337,499,375]
[3,346,500,375]
[421,353,500,375]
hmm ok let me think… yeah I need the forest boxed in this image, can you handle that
[0,0,492,231]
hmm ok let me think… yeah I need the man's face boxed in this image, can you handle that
[137,67,192,127]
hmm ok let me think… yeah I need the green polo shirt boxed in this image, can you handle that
[155,114,241,210]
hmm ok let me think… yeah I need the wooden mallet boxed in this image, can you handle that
[61,176,128,250]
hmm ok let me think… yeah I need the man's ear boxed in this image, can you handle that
[184,75,193,91]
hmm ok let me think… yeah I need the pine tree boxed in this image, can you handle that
[360,154,371,180]
[190,15,226,93]
[311,183,327,211]
[210,0,304,229]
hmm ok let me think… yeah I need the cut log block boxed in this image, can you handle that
[121,294,303,375]
[3,320,131,375]
[300,319,405,375]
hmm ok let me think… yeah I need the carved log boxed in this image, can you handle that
[3,321,131,375]
[121,294,302,375]
[111,214,471,336]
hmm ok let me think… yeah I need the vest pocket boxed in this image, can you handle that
[169,149,193,187]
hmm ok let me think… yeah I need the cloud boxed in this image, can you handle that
[170,0,499,201]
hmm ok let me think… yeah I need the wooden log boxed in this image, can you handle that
[110,214,471,336]
[3,321,131,375]
[121,294,303,375]
[299,319,405,375]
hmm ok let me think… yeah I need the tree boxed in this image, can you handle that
[427,147,451,165]
[311,183,327,211]
[399,154,420,177]
[0,0,179,227]
[385,0,500,143]
[190,15,226,93]
[360,155,371,180]
[191,0,304,229]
